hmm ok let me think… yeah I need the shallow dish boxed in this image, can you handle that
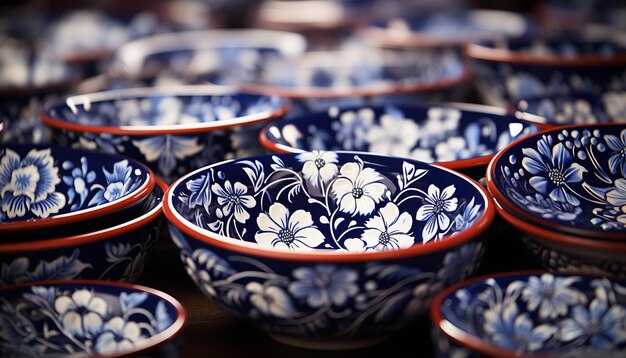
[42,85,289,182]
[487,123,626,241]
[164,151,494,349]
[0,178,165,285]
[0,145,154,240]
[260,103,541,179]
[467,35,626,107]
[432,271,626,357]
[0,279,187,357]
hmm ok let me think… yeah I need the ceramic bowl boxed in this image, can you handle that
[260,103,542,179]
[487,124,626,241]
[240,47,471,115]
[0,178,165,285]
[517,91,626,125]
[431,271,626,357]
[163,151,495,349]
[42,86,289,183]
[0,279,187,357]
[362,9,529,50]
[0,144,155,240]
[466,35,626,108]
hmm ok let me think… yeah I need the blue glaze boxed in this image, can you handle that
[518,92,626,125]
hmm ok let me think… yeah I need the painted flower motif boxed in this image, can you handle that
[603,91,626,123]
[132,135,204,182]
[437,243,482,284]
[211,180,256,223]
[415,184,459,243]
[255,202,325,251]
[332,107,375,150]
[246,282,295,318]
[298,151,338,188]
[94,317,142,354]
[0,148,66,219]
[434,136,471,162]
[365,109,420,157]
[522,136,586,205]
[419,107,462,148]
[605,129,626,177]
[519,274,585,319]
[506,72,545,102]
[607,179,626,224]
[560,297,626,349]
[54,289,107,337]
[331,161,386,216]
[361,202,414,251]
[288,265,358,308]
[62,157,96,209]
[454,197,482,232]
[185,249,235,297]
[89,160,136,206]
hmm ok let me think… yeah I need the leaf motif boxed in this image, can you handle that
[1,257,29,285]
[272,155,285,168]
[374,291,412,322]
[121,292,148,311]
[156,301,173,332]
[402,161,416,182]
[365,264,422,281]
[319,216,329,224]
[333,217,344,229]
[105,243,132,263]
[132,135,204,180]
[287,184,302,202]
[29,250,92,281]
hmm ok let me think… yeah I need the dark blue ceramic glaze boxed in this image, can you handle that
[517,92,626,125]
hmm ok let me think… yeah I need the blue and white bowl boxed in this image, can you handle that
[0,279,187,357]
[0,144,155,240]
[517,91,626,125]
[467,35,626,108]
[163,151,494,349]
[432,271,626,357]
[260,103,541,179]
[42,86,289,183]
[0,178,165,285]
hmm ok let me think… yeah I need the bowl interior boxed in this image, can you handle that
[170,152,489,252]
[263,104,538,165]
[476,36,626,57]
[437,272,626,355]
[518,92,626,125]
[0,145,151,224]
[45,91,286,128]
[0,281,184,356]
[489,125,626,238]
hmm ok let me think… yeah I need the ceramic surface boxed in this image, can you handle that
[0,145,154,239]
[42,86,289,183]
[261,103,540,178]
[488,124,626,240]
[0,180,164,285]
[0,280,186,357]
[432,272,626,357]
[164,152,494,348]
[468,37,626,108]
[517,92,626,125]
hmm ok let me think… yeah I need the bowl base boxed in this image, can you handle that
[267,333,390,350]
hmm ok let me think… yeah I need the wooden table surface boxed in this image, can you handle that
[137,219,540,357]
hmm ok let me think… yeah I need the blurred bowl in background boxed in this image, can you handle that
[42,85,289,182]
[260,103,541,179]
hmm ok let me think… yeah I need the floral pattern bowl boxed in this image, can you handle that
[487,124,626,241]
[466,36,626,108]
[163,151,495,349]
[431,271,626,357]
[260,103,542,179]
[517,92,626,125]
[0,144,155,241]
[42,86,289,183]
[0,279,187,357]
[0,178,165,285]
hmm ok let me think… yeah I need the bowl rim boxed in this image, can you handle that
[238,52,473,99]
[430,269,619,358]
[40,85,291,135]
[0,178,166,253]
[465,37,626,66]
[486,122,626,241]
[259,102,547,171]
[360,9,529,49]
[0,145,156,233]
[0,278,188,358]
[163,151,495,263]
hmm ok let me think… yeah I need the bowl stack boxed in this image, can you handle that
[487,123,626,278]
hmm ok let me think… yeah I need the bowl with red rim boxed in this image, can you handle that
[0,144,155,241]
[0,178,165,285]
[431,270,626,357]
[260,102,543,179]
[487,123,626,241]
[466,34,626,108]
[41,85,290,183]
[163,151,494,349]
[0,279,187,357]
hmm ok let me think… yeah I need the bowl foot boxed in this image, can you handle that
[267,333,390,350]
